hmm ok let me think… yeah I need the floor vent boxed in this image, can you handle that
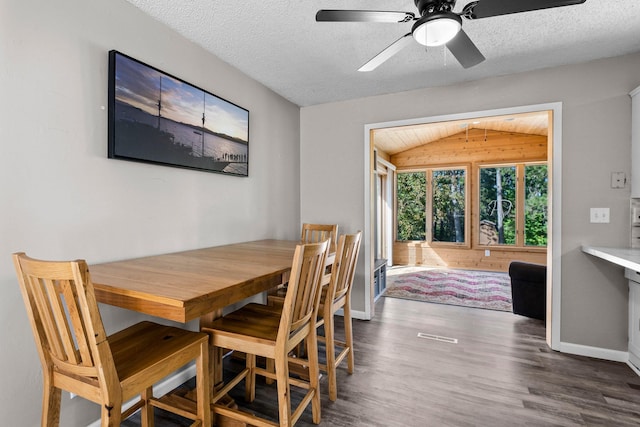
[417,332,458,344]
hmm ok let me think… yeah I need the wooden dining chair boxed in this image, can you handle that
[301,223,338,287]
[254,232,362,401]
[202,240,329,427]
[300,223,338,253]
[12,253,211,427]
[315,231,362,401]
[268,223,338,307]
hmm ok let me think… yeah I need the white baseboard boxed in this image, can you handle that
[559,341,629,363]
[334,308,369,320]
[559,342,640,377]
[350,310,368,320]
[87,364,196,427]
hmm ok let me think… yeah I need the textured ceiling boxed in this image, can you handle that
[124,0,640,107]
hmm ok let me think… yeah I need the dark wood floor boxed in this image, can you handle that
[123,297,640,426]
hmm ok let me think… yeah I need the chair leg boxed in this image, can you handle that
[275,354,293,427]
[141,387,154,427]
[100,400,122,427]
[265,358,275,385]
[344,301,355,374]
[42,377,61,427]
[323,313,338,402]
[306,330,322,424]
[245,353,256,402]
[195,342,212,427]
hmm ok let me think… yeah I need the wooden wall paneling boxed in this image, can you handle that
[392,242,547,271]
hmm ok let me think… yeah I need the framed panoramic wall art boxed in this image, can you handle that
[108,50,249,176]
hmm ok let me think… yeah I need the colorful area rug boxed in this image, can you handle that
[383,267,512,312]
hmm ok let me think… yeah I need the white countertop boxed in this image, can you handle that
[582,245,640,272]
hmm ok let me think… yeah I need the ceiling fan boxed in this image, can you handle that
[316,0,587,71]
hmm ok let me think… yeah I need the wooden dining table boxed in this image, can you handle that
[91,239,298,322]
[90,239,300,391]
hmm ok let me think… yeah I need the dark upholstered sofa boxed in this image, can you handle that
[508,261,547,321]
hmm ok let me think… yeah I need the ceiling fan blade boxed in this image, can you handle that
[358,33,413,72]
[465,0,586,19]
[316,10,414,23]
[446,29,485,69]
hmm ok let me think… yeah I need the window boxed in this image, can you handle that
[431,169,466,243]
[479,166,516,245]
[524,164,548,246]
[396,163,547,249]
[478,163,547,247]
[396,171,426,241]
[396,167,467,244]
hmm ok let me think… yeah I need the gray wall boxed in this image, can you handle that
[0,0,300,425]
[301,52,640,350]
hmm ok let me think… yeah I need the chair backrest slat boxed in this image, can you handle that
[296,251,320,322]
[29,275,69,362]
[48,277,83,365]
[280,241,328,338]
[60,277,95,366]
[301,223,338,253]
[13,253,109,376]
[327,232,362,304]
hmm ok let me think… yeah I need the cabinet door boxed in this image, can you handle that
[631,86,640,197]
[630,281,640,369]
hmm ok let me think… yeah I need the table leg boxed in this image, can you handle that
[199,308,249,427]
[200,308,223,388]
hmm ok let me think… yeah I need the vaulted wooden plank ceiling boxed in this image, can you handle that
[373,111,549,156]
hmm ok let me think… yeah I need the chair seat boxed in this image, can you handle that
[235,302,282,318]
[209,305,281,346]
[109,321,209,388]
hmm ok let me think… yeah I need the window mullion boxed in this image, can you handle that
[426,170,433,243]
[516,164,525,247]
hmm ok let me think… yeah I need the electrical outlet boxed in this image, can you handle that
[611,172,626,189]
[590,207,610,223]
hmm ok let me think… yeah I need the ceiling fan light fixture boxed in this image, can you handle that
[412,13,462,47]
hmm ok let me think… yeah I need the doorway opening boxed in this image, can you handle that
[364,102,562,350]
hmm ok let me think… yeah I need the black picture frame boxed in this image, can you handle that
[108,50,249,176]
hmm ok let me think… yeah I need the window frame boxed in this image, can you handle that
[395,164,470,248]
[475,161,547,251]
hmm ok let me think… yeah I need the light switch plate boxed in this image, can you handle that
[590,207,610,223]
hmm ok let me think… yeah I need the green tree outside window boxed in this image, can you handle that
[397,172,426,241]
[432,169,465,243]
